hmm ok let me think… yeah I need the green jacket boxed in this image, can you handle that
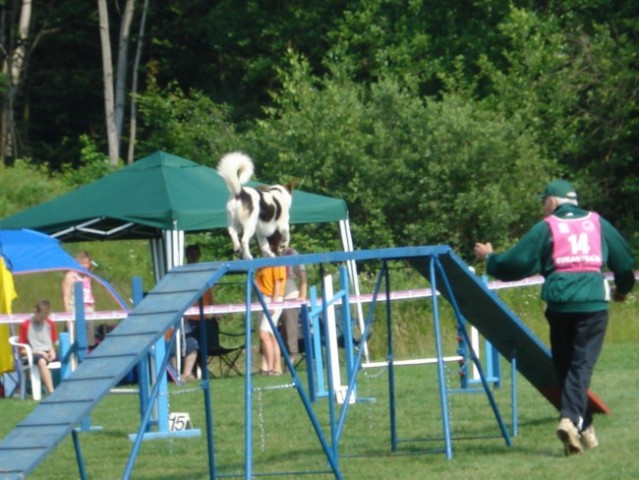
[486,204,635,313]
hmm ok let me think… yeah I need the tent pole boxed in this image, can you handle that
[150,238,164,282]
[339,219,369,363]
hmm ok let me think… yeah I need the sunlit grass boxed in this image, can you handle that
[3,248,637,479]
[2,340,638,479]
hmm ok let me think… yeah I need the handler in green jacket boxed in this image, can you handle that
[474,179,635,456]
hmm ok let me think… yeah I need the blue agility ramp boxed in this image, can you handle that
[0,255,345,480]
[0,246,609,479]
[408,251,609,414]
[0,261,228,480]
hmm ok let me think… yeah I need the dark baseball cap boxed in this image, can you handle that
[538,179,578,201]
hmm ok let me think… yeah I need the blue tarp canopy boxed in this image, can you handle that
[1,229,85,274]
[0,229,127,308]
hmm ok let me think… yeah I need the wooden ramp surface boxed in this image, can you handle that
[0,262,228,480]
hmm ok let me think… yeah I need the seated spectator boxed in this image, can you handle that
[169,244,212,383]
[168,319,199,383]
[18,300,59,395]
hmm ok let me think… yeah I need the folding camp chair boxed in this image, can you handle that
[201,318,245,377]
[8,336,61,400]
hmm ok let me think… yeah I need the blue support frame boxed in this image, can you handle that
[69,281,102,469]
[299,265,356,404]
[431,256,455,458]
[457,274,502,390]
[433,258,512,450]
[368,254,513,459]
[0,246,531,480]
[240,270,344,480]
[88,246,516,477]
[451,276,518,438]
[126,277,202,443]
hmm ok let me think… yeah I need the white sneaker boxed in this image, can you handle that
[557,418,582,455]
[581,425,599,449]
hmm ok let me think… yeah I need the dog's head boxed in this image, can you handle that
[256,181,295,193]
[284,179,300,194]
[258,180,297,195]
[267,231,284,255]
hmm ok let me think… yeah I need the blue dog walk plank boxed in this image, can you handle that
[408,252,609,413]
[17,401,95,427]
[0,264,226,479]
[0,425,71,475]
[133,291,199,312]
[1,425,68,449]
[151,263,227,295]
[70,356,137,380]
[113,311,183,336]
[1,450,56,477]
[36,386,96,404]
[88,334,157,357]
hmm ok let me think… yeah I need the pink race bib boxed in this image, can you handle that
[545,212,603,272]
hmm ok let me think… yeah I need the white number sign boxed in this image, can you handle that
[169,412,193,431]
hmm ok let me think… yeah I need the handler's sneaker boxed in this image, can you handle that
[580,425,599,449]
[557,418,582,455]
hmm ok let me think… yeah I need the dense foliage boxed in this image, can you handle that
[1,1,637,260]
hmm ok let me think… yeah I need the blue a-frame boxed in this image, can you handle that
[0,246,608,479]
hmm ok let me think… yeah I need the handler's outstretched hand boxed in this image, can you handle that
[474,242,493,262]
[611,287,627,302]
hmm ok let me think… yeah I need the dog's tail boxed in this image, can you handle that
[216,152,254,196]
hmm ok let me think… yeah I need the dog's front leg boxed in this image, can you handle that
[279,228,290,251]
[227,227,242,255]
[240,232,255,259]
[257,234,275,258]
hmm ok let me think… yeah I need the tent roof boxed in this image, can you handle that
[0,229,127,308]
[0,229,83,274]
[0,151,348,241]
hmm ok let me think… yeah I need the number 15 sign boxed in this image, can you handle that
[169,412,193,431]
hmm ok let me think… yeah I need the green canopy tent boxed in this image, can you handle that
[0,151,366,365]
[0,151,355,279]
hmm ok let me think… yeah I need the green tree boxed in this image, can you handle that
[326,0,512,94]
[0,159,66,217]
[1,1,635,255]
[0,0,34,163]
[249,52,557,258]
[145,0,347,124]
[478,6,639,237]
[20,1,110,168]
[134,79,239,165]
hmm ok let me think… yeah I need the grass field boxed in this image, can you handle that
[2,261,637,479]
[2,338,638,479]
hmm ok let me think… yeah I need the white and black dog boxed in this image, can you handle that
[216,152,293,259]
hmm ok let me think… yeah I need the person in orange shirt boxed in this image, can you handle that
[255,234,286,375]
